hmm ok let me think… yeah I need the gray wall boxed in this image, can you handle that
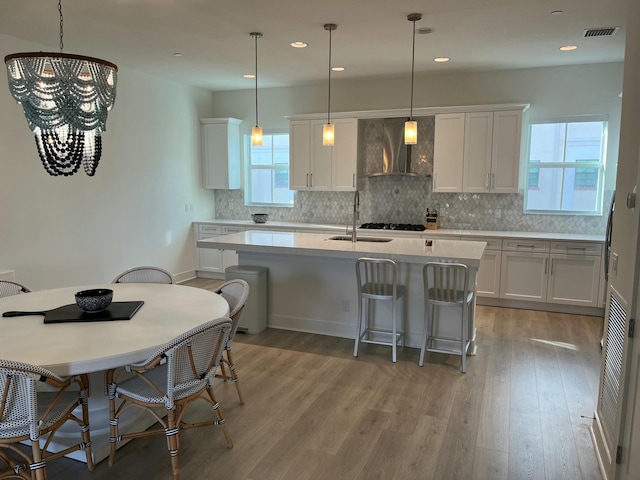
[211,63,622,233]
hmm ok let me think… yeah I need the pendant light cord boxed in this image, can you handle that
[58,0,64,52]
[254,33,259,128]
[327,27,332,125]
[409,18,416,121]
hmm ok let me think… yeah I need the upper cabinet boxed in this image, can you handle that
[200,118,242,190]
[289,118,359,191]
[433,109,523,193]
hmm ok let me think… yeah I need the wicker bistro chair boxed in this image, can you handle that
[111,266,174,284]
[420,262,474,373]
[0,360,94,480]
[353,257,406,363]
[213,279,250,404]
[0,281,31,298]
[106,318,233,480]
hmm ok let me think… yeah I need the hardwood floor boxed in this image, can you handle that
[46,280,604,480]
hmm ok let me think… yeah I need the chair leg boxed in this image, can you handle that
[353,294,363,357]
[391,297,397,363]
[225,349,245,404]
[106,374,119,467]
[79,374,95,471]
[461,306,468,374]
[206,385,233,449]
[30,440,46,480]
[419,299,429,367]
[165,410,180,480]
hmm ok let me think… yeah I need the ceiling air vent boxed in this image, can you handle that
[583,26,620,38]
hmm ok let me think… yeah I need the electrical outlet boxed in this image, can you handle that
[184,204,189,212]
[341,299,350,312]
[494,208,502,219]
[612,252,619,275]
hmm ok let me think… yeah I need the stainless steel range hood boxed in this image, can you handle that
[368,117,423,177]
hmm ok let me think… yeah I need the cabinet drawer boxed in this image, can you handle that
[550,241,603,256]
[222,226,245,235]
[199,224,222,236]
[502,238,550,253]
[465,236,502,251]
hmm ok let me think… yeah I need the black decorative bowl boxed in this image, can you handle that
[75,289,113,312]
[251,213,269,223]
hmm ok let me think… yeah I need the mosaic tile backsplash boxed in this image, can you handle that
[214,177,612,235]
[214,115,611,234]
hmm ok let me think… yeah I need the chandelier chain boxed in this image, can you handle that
[58,0,64,53]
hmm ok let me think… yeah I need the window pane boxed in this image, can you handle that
[251,169,273,203]
[525,167,600,212]
[529,123,566,163]
[246,132,294,206]
[565,122,604,164]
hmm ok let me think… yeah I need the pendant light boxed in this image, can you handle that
[4,0,117,176]
[250,32,263,146]
[323,23,337,147]
[405,13,422,145]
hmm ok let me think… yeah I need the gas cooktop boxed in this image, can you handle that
[359,223,426,231]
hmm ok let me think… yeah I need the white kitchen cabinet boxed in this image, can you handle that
[433,113,465,192]
[290,118,359,191]
[500,239,602,306]
[469,236,502,298]
[547,241,602,307]
[331,118,360,191]
[435,110,522,194]
[194,224,245,276]
[289,120,332,191]
[195,224,223,273]
[200,118,242,190]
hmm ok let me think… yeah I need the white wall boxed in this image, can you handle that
[0,34,215,289]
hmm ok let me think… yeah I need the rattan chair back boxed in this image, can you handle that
[0,360,94,479]
[112,266,174,284]
[0,280,31,298]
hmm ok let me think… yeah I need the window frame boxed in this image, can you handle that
[243,128,294,207]
[523,115,608,216]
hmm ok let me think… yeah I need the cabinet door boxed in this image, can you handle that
[433,113,465,192]
[491,110,521,193]
[196,231,223,273]
[289,120,311,190]
[331,118,358,191]
[500,251,548,302]
[201,120,241,190]
[310,120,332,190]
[477,249,502,298]
[462,112,493,193]
[547,254,601,306]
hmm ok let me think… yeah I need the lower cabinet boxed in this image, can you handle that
[471,237,502,298]
[499,239,602,307]
[194,224,245,275]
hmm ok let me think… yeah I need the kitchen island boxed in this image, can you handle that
[198,230,486,352]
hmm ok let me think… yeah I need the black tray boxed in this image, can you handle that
[44,301,144,323]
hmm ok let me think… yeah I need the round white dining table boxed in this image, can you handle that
[0,283,230,463]
[0,283,230,376]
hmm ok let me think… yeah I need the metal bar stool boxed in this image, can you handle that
[354,257,406,363]
[420,261,474,372]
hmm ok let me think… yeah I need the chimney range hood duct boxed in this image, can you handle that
[368,117,422,177]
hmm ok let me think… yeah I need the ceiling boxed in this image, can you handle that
[0,0,628,92]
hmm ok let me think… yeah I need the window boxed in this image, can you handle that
[244,131,294,206]
[524,117,607,214]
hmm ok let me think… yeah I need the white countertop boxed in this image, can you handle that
[198,231,486,268]
[195,219,604,242]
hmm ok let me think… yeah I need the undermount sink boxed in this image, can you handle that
[328,235,393,243]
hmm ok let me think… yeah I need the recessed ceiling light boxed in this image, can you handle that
[559,45,578,51]
[173,52,183,57]
[290,41,308,48]
[331,66,346,72]
[551,10,563,15]
[434,57,450,63]
[243,74,255,79]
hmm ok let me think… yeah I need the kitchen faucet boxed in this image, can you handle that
[352,190,360,242]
